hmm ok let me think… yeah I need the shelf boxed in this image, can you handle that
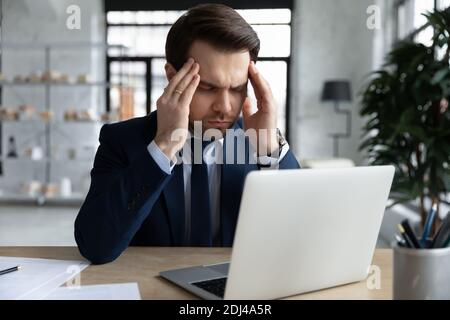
[0,42,128,50]
[1,157,95,162]
[0,157,47,163]
[1,120,106,124]
[0,192,86,206]
[0,157,94,163]
[0,81,111,87]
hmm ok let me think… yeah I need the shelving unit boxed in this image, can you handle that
[0,81,111,86]
[0,191,86,206]
[0,42,127,205]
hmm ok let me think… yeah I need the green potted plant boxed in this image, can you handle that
[359,7,450,227]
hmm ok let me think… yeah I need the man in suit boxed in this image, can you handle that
[75,4,300,264]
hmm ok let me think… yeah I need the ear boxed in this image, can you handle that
[164,63,177,82]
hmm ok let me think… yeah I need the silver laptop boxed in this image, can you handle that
[160,165,395,300]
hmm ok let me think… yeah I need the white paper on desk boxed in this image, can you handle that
[0,256,89,300]
[45,283,141,300]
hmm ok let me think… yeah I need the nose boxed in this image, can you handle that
[212,90,232,114]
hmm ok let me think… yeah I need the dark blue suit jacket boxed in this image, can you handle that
[74,111,300,264]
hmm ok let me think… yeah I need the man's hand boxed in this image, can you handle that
[242,61,279,156]
[154,58,200,160]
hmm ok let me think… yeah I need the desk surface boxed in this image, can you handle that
[0,247,392,299]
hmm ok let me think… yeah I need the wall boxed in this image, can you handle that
[290,0,379,165]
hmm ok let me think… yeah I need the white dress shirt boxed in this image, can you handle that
[147,136,289,244]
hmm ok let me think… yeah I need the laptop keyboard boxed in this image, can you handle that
[191,277,227,298]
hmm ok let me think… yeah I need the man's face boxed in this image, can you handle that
[166,40,250,134]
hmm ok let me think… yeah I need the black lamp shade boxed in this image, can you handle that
[321,80,352,102]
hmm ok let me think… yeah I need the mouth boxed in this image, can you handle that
[207,120,232,129]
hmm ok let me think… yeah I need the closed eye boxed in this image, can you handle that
[198,82,247,92]
[232,85,247,92]
[199,85,214,91]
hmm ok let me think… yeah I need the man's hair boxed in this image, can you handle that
[165,4,260,70]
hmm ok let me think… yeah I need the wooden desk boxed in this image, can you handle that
[0,247,392,299]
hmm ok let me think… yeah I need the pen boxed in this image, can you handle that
[401,219,422,248]
[421,202,438,247]
[431,211,450,249]
[395,234,406,247]
[397,224,414,248]
[0,265,21,276]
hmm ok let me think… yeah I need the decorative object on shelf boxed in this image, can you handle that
[60,177,72,198]
[64,108,78,121]
[0,105,40,121]
[59,74,70,83]
[39,110,54,122]
[24,146,44,161]
[78,109,97,121]
[26,72,41,83]
[41,70,61,82]
[13,75,25,82]
[0,107,19,121]
[64,108,98,122]
[321,80,352,157]
[67,148,76,160]
[7,136,18,158]
[2,70,81,84]
[22,180,43,197]
[77,74,90,83]
[42,183,58,198]
[18,104,37,120]
[3,70,82,84]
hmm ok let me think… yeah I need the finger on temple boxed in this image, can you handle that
[172,63,200,100]
[165,58,195,95]
[179,74,201,107]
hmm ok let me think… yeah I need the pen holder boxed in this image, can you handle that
[393,242,450,300]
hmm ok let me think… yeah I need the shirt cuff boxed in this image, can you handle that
[256,143,290,169]
[147,140,176,175]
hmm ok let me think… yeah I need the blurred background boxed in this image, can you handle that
[0,0,449,246]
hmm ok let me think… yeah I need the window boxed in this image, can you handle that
[411,0,450,59]
[413,0,435,46]
[437,0,450,10]
[396,0,449,48]
[397,0,413,39]
[106,7,292,137]
[109,60,148,118]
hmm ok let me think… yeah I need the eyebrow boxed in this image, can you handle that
[199,79,247,90]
